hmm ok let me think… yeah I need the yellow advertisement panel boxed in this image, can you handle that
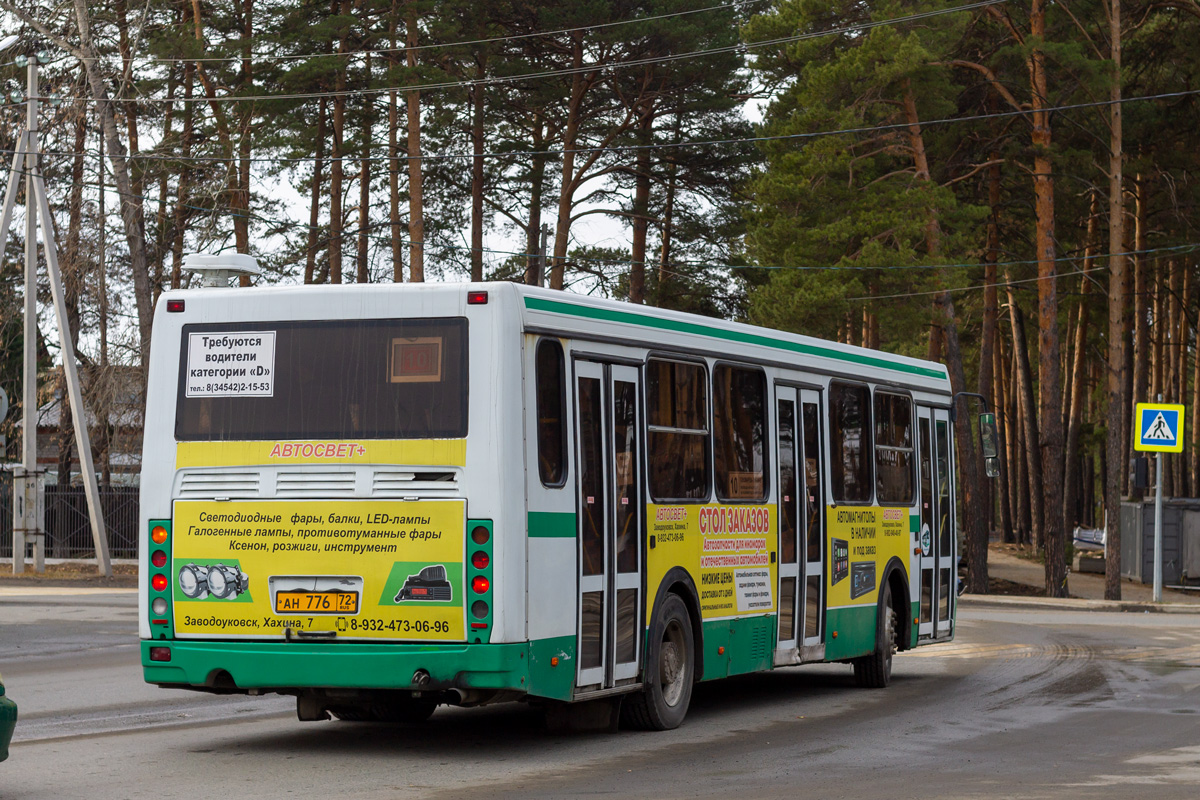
[646,504,777,620]
[172,499,465,641]
[826,506,909,608]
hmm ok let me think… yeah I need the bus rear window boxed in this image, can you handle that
[175,318,467,440]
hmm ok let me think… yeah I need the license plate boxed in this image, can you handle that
[274,590,359,614]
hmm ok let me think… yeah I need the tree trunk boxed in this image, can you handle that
[1008,288,1044,548]
[1029,0,1067,596]
[524,116,546,286]
[59,0,154,364]
[1130,176,1150,499]
[995,332,1014,542]
[1192,293,1200,496]
[656,114,682,306]
[551,33,588,290]
[1105,0,1127,597]
[358,50,373,284]
[1064,195,1098,535]
[171,60,195,290]
[329,0,347,284]
[629,107,653,304]
[900,81,987,591]
[152,61,179,300]
[405,6,425,282]
[58,111,89,486]
[470,58,486,282]
[389,1,403,282]
[235,0,253,283]
[305,97,327,284]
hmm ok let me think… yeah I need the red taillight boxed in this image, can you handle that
[472,576,490,594]
[152,574,168,592]
[151,525,168,544]
[149,646,171,662]
[166,299,185,313]
[471,551,489,570]
[151,550,167,568]
[467,290,488,305]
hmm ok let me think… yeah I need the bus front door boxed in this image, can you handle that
[798,388,826,653]
[917,407,955,639]
[775,386,826,662]
[574,360,643,692]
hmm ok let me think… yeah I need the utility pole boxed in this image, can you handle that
[1,43,110,576]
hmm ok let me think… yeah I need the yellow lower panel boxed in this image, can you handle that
[646,503,777,623]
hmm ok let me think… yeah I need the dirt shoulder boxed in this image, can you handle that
[0,562,138,588]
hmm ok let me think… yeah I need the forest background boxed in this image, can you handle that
[0,0,1197,600]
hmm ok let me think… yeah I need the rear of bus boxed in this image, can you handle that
[139,282,531,718]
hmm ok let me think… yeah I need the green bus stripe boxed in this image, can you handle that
[524,296,947,380]
[528,511,576,538]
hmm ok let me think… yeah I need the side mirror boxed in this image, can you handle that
[979,412,1000,479]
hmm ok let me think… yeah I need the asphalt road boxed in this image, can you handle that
[2,589,1199,799]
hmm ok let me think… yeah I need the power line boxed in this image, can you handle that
[847,265,1105,302]
[108,1,752,65]
[16,164,1199,282]
[20,84,1200,167]
[99,1,1004,105]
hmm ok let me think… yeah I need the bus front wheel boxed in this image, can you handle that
[622,593,694,731]
[853,584,896,689]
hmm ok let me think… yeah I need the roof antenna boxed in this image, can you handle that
[183,253,262,288]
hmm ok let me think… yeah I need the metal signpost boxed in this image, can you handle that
[1133,399,1186,602]
[1,44,110,575]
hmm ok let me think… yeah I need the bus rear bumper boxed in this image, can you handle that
[141,637,575,700]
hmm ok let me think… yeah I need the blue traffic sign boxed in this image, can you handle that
[1134,403,1185,453]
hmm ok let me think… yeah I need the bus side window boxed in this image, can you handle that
[873,392,915,505]
[713,365,768,502]
[829,381,872,503]
[646,358,710,501]
[535,339,567,487]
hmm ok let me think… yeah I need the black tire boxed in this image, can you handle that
[853,584,896,689]
[622,593,695,731]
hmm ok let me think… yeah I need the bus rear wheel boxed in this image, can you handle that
[853,584,896,689]
[622,593,694,731]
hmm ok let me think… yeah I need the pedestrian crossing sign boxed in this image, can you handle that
[1135,403,1186,453]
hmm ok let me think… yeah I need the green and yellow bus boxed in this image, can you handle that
[140,276,967,729]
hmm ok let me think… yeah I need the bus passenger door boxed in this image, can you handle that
[775,387,801,657]
[798,389,826,651]
[916,407,954,639]
[917,408,935,639]
[574,360,642,692]
[933,409,955,637]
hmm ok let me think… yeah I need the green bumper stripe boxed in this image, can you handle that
[528,511,576,538]
[524,296,947,380]
[825,605,877,661]
[143,640,528,692]
[142,637,580,702]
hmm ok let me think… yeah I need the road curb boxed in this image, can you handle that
[959,593,1200,614]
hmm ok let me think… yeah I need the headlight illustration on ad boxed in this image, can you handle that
[179,563,249,600]
[178,564,210,599]
[207,564,250,599]
[394,565,453,602]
